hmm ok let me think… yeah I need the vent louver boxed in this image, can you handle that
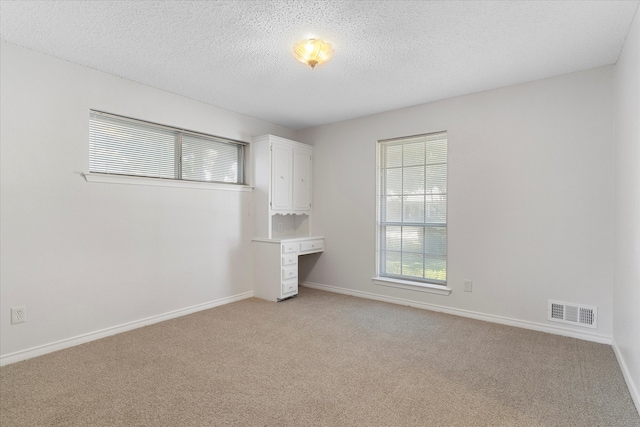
[548,300,597,329]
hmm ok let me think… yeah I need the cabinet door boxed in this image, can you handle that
[293,147,312,211]
[271,143,292,211]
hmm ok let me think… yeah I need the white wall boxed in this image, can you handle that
[0,41,296,361]
[613,7,640,410]
[296,66,615,342]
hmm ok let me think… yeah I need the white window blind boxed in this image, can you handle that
[378,131,447,284]
[181,133,244,183]
[89,111,245,184]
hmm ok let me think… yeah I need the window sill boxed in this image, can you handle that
[372,277,452,296]
[83,173,253,192]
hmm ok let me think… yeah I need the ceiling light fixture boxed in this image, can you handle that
[293,38,334,69]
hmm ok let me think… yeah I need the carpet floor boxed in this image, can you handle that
[1,287,638,426]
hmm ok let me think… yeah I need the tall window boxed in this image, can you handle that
[89,110,245,184]
[378,132,447,285]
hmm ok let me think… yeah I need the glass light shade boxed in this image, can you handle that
[293,38,334,69]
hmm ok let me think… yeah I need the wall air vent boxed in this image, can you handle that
[548,300,597,329]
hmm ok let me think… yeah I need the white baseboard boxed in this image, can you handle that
[0,291,254,366]
[302,281,613,345]
[612,340,640,416]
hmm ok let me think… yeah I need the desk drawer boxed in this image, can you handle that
[282,242,298,254]
[299,239,324,254]
[282,266,298,280]
[282,254,298,266]
[282,279,298,295]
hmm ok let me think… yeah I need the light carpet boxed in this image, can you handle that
[1,287,638,426]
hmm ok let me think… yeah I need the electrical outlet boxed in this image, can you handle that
[11,306,26,324]
[464,280,473,293]
[277,223,283,231]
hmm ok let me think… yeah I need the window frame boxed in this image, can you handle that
[88,110,248,187]
[374,131,451,295]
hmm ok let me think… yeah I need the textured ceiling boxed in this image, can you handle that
[1,1,638,130]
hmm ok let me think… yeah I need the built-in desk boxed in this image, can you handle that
[252,236,324,301]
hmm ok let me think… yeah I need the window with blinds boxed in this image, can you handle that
[378,132,447,285]
[89,111,245,184]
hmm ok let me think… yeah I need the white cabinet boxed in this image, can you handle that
[252,135,313,239]
[270,143,292,211]
[292,147,312,211]
[253,237,324,302]
[251,134,323,302]
[270,141,312,214]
